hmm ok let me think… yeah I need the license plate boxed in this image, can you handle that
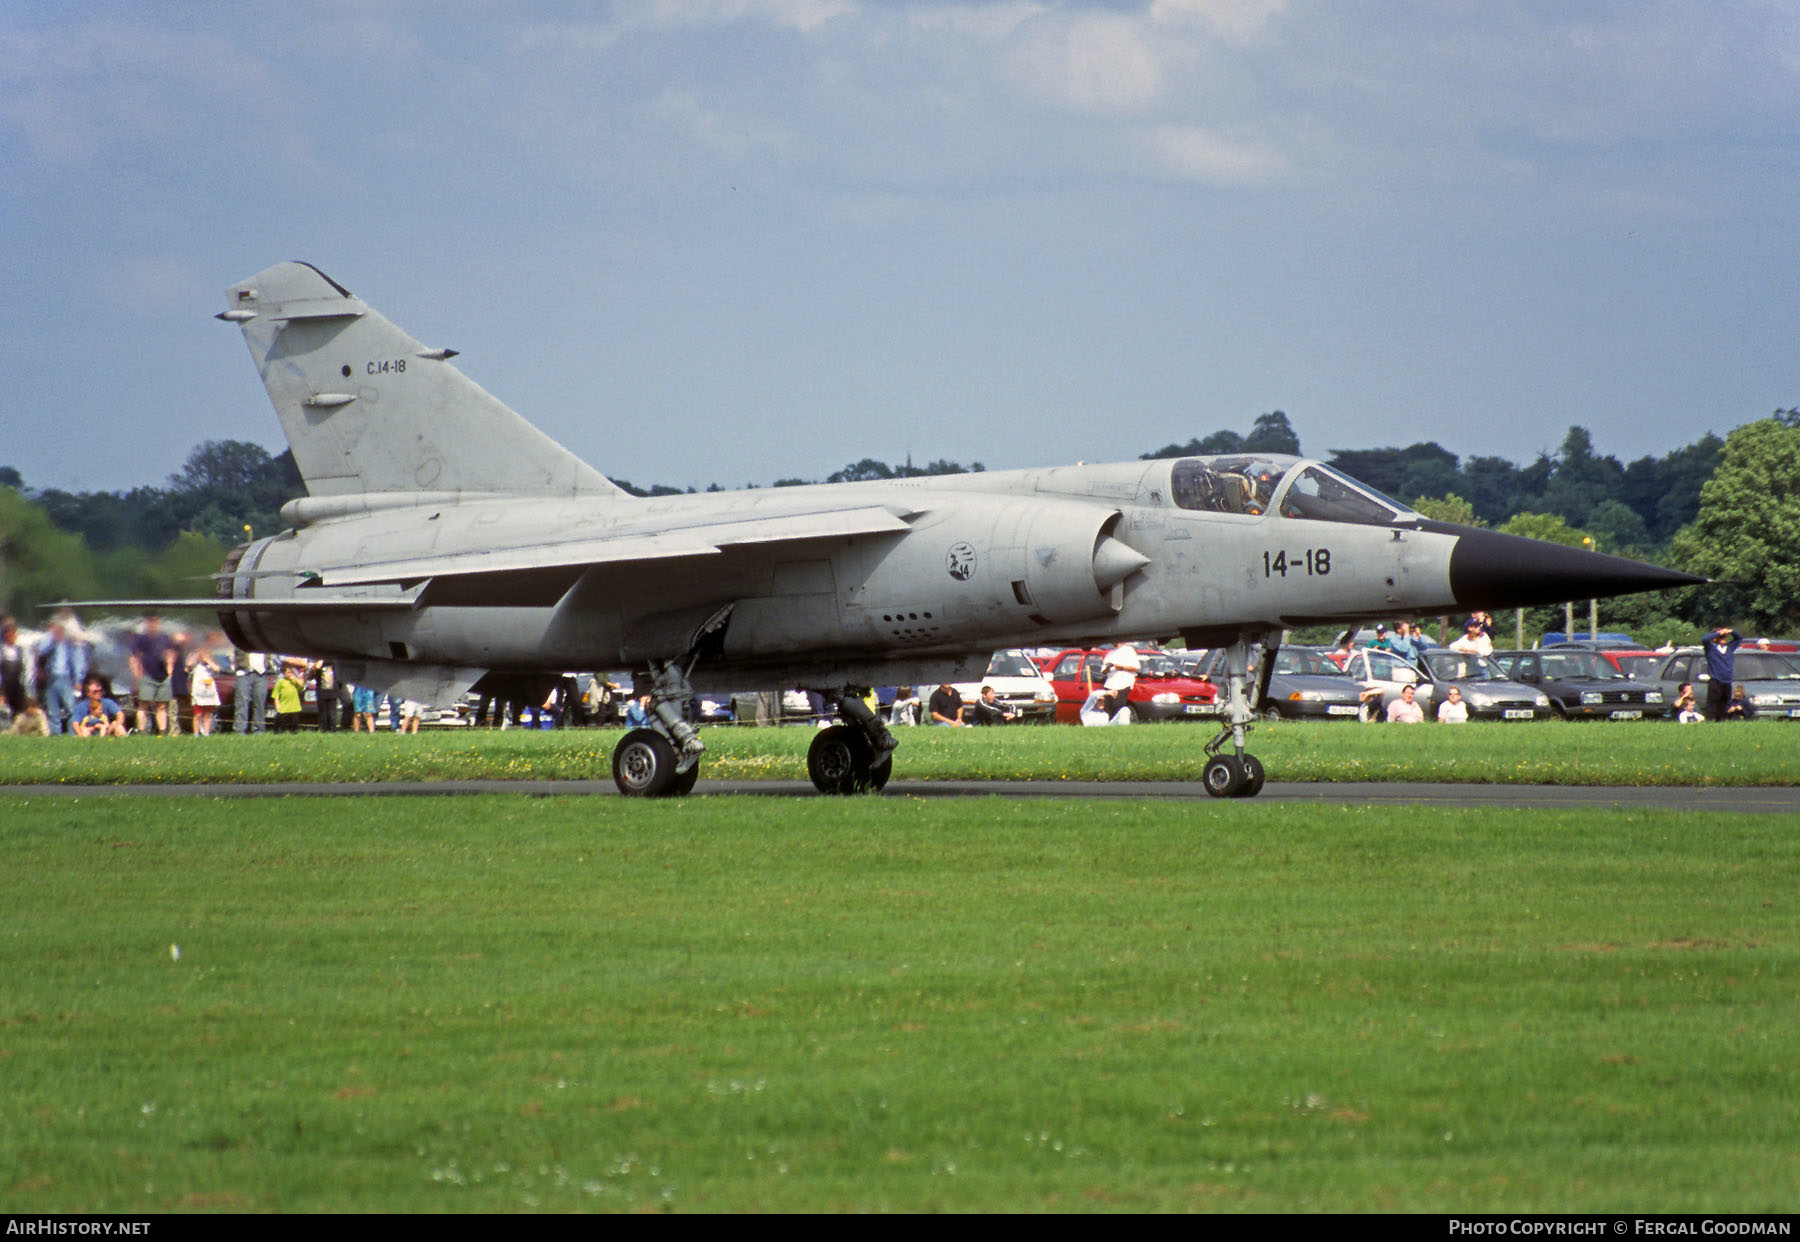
[1609,710,1642,720]
[1184,704,1210,714]
[1327,705,1359,716]
[1502,709,1534,719]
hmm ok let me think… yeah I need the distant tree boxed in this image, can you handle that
[1668,417,1800,631]
[1242,410,1301,455]
[169,440,279,494]
[0,467,22,490]
[1142,430,1244,459]
[1584,499,1650,555]
[1497,511,1588,548]
[1459,455,1527,525]
[0,486,101,616]
[1409,494,1483,527]
[1325,443,1458,500]
[827,459,896,484]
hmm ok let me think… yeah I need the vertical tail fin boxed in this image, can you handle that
[222,262,627,500]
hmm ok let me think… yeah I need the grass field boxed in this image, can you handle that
[3,792,1797,1212]
[1,717,1797,787]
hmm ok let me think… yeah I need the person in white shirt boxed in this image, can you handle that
[1448,619,1493,658]
[1099,644,1140,717]
[1436,685,1469,723]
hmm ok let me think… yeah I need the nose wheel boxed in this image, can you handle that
[1202,752,1264,798]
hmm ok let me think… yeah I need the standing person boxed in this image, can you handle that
[313,662,340,732]
[270,663,305,733]
[1701,627,1768,722]
[187,648,222,735]
[1449,618,1493,658]
[36,616,89,736]
[129,614,178,736]
[1387,621,1420,665]
[234,648,271,734]
[351,683,378,732]
[1099,642,1140,715]
[1,616,32,724]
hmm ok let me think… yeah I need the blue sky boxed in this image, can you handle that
[4,0,1797,495]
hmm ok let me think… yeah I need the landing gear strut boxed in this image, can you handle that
[806,688,899,794]
[611,658,707,798]
[1201,631,1278,798]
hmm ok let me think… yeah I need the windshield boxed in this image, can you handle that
[1274,648,1352,677]
[1539,652,1628,680]
[1137,652,1183,678]
[1423,651,1508,682]
[1277,464,1413,526]
[984,650,1042,679]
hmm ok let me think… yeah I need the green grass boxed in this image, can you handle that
[3,795,1797,1211]
[1,719,1796,787]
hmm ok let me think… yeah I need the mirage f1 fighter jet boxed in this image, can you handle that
[153,262,1700,796]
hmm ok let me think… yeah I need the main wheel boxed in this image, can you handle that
[1234,753,1266,798]
[808,725,878,794]
[1202,754,1245,798]
[613,728,679,797]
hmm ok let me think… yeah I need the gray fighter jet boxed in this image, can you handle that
[101,261,1704,797]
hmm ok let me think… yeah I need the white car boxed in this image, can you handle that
[951,649,1060,724]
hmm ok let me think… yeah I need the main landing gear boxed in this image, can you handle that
[1201,631,1279,798]
[610,658,707,798]
[806,690,900,795]
[609,671,901,798]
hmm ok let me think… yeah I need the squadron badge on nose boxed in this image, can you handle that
[946,542,977,581]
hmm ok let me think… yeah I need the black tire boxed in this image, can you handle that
[1202,754,1245,798]
[808,724,876,795]
[613,728,678,797]
[1235,753,1266,798]
[670,761,701,796]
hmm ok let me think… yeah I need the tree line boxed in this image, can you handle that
[4,411,1797,637]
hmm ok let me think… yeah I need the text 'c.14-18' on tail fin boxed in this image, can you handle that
[220,261,627,502]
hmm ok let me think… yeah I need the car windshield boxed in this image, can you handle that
[1736,652,1800,681]
[1274,648,1352,677]
[984,650,1041,679]
[1539,652,1628,680]
[1423,651,1507,682]
[1137,652,1182,677]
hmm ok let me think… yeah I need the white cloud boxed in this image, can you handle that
[642,0,857,34]
[1150,0,1289,45]
[905,2,1049,43]
[1134,124,1290,184]
[1003,11,1164,114]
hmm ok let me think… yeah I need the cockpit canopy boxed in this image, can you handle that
[1168,456,1417,526]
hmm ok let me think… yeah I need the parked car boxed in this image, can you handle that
[1190,646,1364,720]
[1650,648,1800,718]
[950,649,1060,724]
[1332,645,1438,720]
[1411,650,1554,720]
[1035,646,1219,723]
[1492,649,1667,720]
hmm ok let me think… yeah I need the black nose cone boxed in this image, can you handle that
[1436,525,1704,611]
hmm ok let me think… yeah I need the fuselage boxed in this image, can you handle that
[218,453,1466,690]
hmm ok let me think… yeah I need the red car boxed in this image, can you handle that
[1034,646,1220,724]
